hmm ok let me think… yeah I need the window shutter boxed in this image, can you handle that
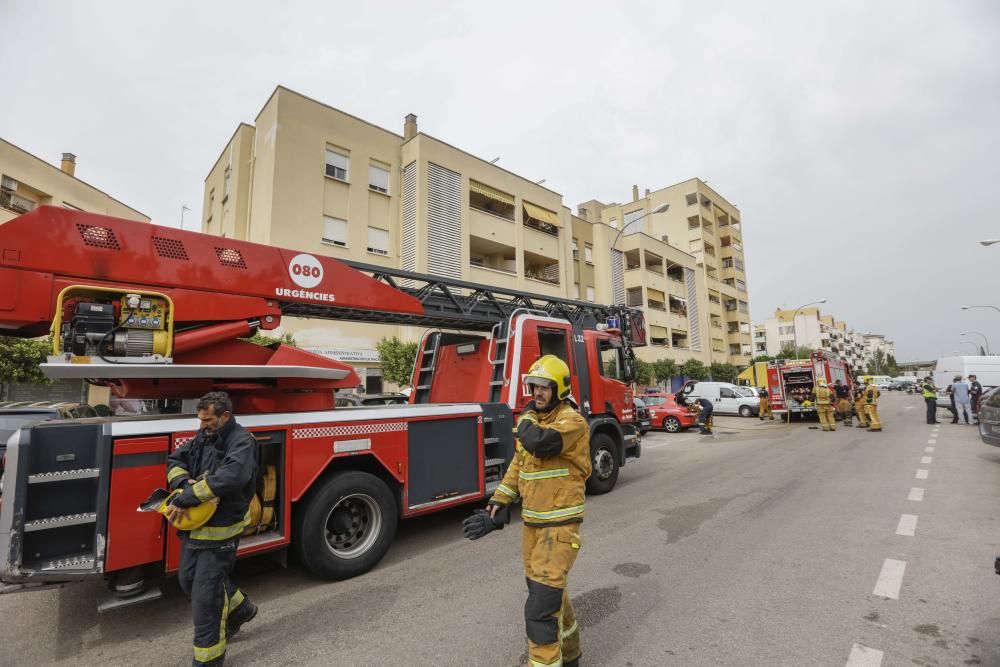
[369,164,389,193]
[322,216,348,246]
[325,150,349,180]
[367,227,390,255]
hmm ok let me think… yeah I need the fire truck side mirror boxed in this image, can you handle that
[623,354,636,384]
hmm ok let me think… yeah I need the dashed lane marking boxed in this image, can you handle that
[846,643,884,666]
[921,456,932,464]
[908,487,924,502]
[873,558,906,599]
[916,469,929,479]
[927,439,937,444]
[896,514,918,536]
[924,446,934,453]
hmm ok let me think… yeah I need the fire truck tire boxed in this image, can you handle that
[585,433,619,495]
[293,470,398,581]
[662,416,682,433]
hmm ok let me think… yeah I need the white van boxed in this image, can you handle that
[687,381,760,417]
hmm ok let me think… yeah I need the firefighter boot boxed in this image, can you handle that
[226,590,257,639]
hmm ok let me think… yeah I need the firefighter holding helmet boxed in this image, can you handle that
[815,380,836,431]
[462,354,591,667]
[165,392,259,666]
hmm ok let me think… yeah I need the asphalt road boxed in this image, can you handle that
[2,392,1000,666]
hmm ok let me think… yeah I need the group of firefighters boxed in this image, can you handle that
[156,356,889,666]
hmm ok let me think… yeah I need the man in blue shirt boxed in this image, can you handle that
[951,375,972,424]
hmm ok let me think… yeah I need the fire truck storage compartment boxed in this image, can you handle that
[246,429,284,542]
[407,416,479,508]
[19,422,110,571]
[782,368,816,404]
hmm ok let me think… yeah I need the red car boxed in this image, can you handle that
[643,392,699,433]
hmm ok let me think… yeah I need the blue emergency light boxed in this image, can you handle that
[606,316,621,330]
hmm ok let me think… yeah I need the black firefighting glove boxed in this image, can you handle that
[462,504,510,540]
[171,485,201,508]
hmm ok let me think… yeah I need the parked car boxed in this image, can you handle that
[888,380,915,391]
[686,381,760,417]
[977,386,1000,447]
[335,393,409,407]
[0,401,98,491]
[632,397,651,435]
[642,392,699,433]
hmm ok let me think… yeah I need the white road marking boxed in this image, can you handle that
[908,487,924,502]
[927,439,937,444]
[921,456,932,464]
[643,436,697,450]
[896,514,918,536]
[924,446,934,453]
[873,558,906,599]
[846,643,884,667]
[916,469,929,479]
[903,406,915,411]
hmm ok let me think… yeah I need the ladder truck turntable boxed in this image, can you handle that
[0,207,646,606]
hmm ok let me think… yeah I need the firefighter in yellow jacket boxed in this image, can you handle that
[863,379,883,432]
[463,354,591,667]
[815,380,836,431]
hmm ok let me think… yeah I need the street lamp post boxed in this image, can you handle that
[959,341,980,354]
[791,299,827,361]
[978,239,1000,246]
[961,305,1000,314]
[961,331,991,355]
[609,202,670,304]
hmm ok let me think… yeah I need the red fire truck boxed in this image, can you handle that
[0,207,645,608]
[765,351,854,418]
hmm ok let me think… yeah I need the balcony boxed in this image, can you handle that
[669,295,688,317]
[624,248,641,271]
[523,249,560,285]
[469,235,516,275]
[667,264,685,283]
[644,250,664,275]
[672,331,689,349]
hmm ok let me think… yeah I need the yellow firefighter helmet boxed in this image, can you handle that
[818,380,827,388]
[157,488,218,531]
[523,354,572,400]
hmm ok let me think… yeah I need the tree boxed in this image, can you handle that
[777,344,813,360]
[709,362,739,383]
[0,336,51,397]
[885,354,899,377]
[652,358,678,386]
[867,348,887,375]
[376,336,419,387]
[242,331,297,347]
[680,358,709,381]
[751,354,775,363]
[633,359,654,386]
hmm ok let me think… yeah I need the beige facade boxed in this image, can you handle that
[0,138,149,406]
[203,87,752,388]
[577,178,752,366]
[753,307,872,370]
[0,138,148,225]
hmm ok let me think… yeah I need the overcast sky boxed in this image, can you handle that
[2,1,998,361]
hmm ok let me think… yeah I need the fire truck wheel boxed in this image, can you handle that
[662,416,682,433]
[585,433,619,495]
[293,470,398,580]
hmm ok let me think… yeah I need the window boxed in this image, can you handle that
[367,226,389,255]
[701,195,712,208]
[779,326,794,335]
[722,257,734,269]
[719,387,736,398]
[738,300,749,313]
[685,193,698,206]
[708,294,721,304]
[598,338,624,381]
[735,258,744,271]
[325,148,349,181]
[649,325,669,346]
[623,208,644,232]
[322,215,348,247]
[572,238,579,260]
[584,244,593,264]
[469,180,515,220]
[368,162,389,193]
[626,287,643,307]
[688,215,700,230]
[586,286,595,302]
[736,279,747,291]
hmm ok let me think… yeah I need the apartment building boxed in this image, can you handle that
[0,139,148,225]
[204,87,742,385]
[577,178,752,366]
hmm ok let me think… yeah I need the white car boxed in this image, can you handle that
[686,381,760,417]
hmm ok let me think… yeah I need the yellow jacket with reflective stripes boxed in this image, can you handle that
[815,386,834,406]
[490,401,591,527]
